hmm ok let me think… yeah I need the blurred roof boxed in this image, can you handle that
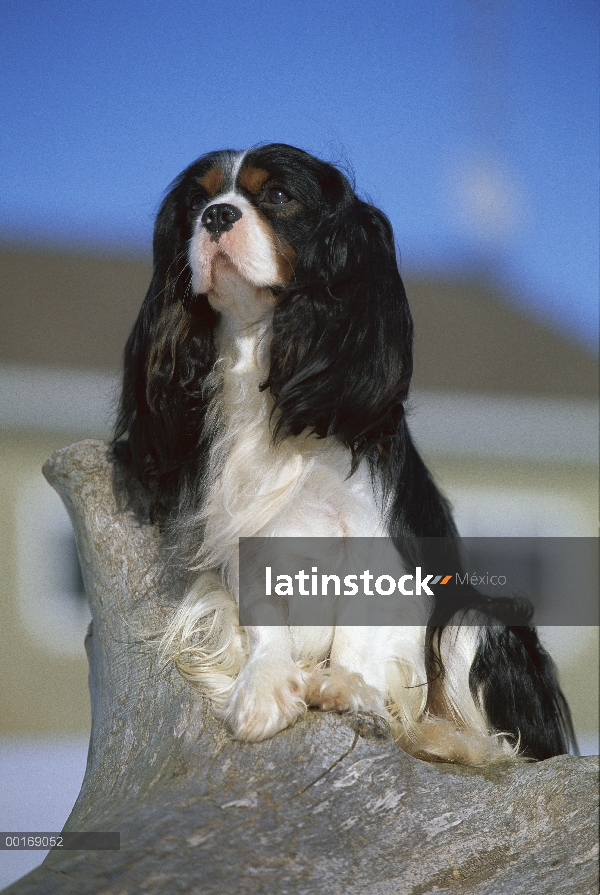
[0,242,597,398]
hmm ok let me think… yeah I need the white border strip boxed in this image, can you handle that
[0,365,598,462]
[0,365,118,433]
[408,389,599,463]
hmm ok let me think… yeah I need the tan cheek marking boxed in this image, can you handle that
[239,166,271,194]
[200,167,225,198]
[270,202,298,218]
[274,240,296,285]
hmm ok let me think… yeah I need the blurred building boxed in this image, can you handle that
[0,241,598,747]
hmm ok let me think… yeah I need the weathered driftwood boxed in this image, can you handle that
[4,440,598,895]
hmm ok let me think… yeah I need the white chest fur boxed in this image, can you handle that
[195,312,386,597]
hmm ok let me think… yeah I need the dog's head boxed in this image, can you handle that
[114,144,414,520]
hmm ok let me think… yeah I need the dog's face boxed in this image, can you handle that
[187,149,298,298]
[160,144,355,308]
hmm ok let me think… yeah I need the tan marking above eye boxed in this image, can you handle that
[239,166,271,194]
[199,167,225,198]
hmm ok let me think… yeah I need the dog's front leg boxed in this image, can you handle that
[306,626,388,716]
[223,625,308,742]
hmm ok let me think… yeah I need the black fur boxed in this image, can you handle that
[113,143,576,759]
[470,625,577,759]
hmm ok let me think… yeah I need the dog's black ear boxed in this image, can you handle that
[112,186,217,522]
[264,198,413,468]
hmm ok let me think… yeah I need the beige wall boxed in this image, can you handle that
[428,455,599,536]
[0,432,92,735]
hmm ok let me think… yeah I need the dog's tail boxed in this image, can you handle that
[424,594,578,760]
[388,418,577,760]
[468,622,578,759]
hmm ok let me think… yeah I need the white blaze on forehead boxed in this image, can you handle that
[188,188,282,294]
[230,149,247,182]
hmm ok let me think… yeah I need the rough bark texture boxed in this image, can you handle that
[3,440,598,895]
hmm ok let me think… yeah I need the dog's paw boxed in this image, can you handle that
[305,666,386,715]
[223,658,308,742]
[401,718,517,766]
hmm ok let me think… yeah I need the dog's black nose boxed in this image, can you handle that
[201,203,242,238]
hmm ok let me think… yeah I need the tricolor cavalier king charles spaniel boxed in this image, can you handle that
[113,143,576,763]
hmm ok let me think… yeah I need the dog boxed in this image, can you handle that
[112,143,576,763]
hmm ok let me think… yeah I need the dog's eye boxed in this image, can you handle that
[264,187,292,205]
[190,193,208,211]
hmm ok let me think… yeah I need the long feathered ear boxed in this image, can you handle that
[263,197,413,468]
[112,185,218,522]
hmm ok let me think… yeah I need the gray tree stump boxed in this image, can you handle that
[3,440,598,895]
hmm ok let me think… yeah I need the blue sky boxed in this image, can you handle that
[1,0,597,348]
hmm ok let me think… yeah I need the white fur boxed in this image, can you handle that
[160,197,514,763]
[189,191,287,295]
